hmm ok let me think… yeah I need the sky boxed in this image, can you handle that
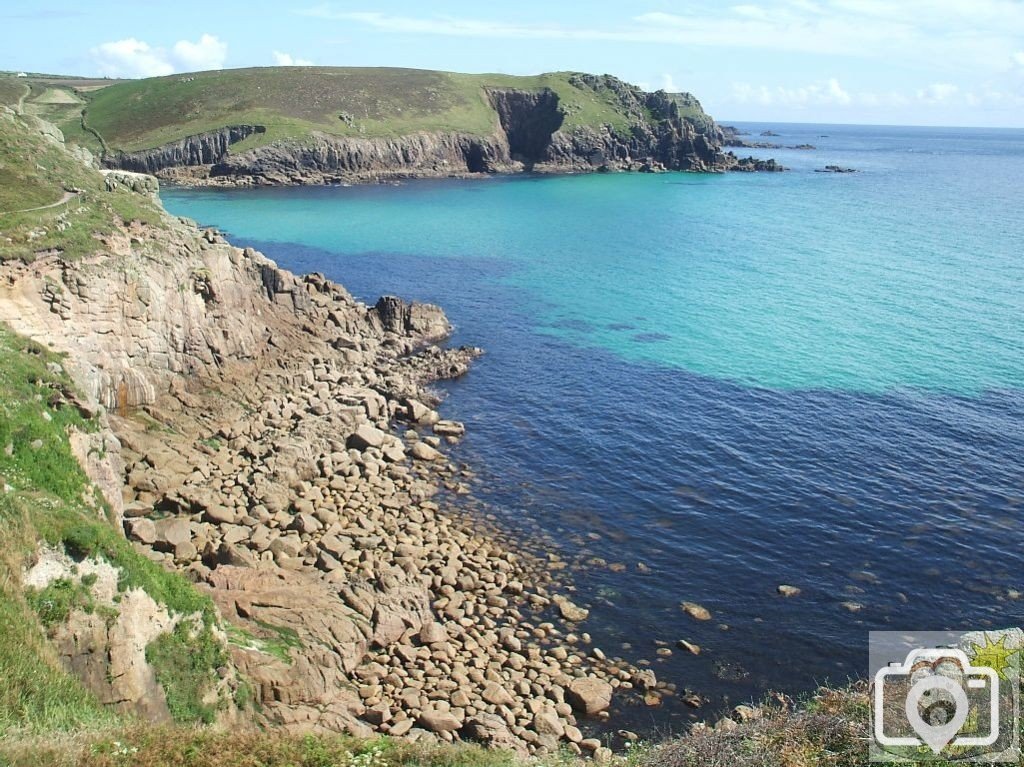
[2,1,1024,127]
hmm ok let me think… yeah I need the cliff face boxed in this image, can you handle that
[487,87,564,166]
[210,130,514,183]
[106,125,266,174]
[101,74,779,184]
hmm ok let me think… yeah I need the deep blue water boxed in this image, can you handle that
[163,122,1024,731]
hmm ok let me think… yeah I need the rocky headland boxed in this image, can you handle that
[100,73,783,186]
[0,105,672,758]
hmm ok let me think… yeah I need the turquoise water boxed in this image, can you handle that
[167,125,1023,394]
[163,123,1024,730]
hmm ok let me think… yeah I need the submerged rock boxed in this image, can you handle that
[681,601,713,621]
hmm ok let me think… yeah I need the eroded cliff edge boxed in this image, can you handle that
[103,74,780,185]
[1,107,667,756]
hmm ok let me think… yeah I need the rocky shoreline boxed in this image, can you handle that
[153,152,784,189]
[112,274,670,756]
[0,113,675,755]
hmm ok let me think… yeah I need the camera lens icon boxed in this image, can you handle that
[874,648,1000,755]
[905,675,970,753]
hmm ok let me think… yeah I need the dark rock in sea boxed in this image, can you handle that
[792,144,816,150]
[760,130,781,137]
[815,165,857,173]
[724,139,783,149]
[727,155,787,172]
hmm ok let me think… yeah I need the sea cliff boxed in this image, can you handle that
[0,105,666,757]
[92,71,781,185]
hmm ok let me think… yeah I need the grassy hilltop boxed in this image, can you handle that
[2,66,712,158]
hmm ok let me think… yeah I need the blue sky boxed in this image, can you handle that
[3,1,1024,127]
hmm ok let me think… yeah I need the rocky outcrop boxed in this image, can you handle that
[23,548,178,721]
[203,566,377,735]
[104,125,265,174]
[101,169,160,194]
[369,295,451,343]
[537,75,727,173]
[203,130,512,184]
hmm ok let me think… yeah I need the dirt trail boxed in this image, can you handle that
[14,82,29,113]
[0,190,79,215]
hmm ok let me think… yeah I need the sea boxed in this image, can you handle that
[163,122,1024,734]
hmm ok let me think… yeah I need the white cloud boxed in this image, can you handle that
[298,1,1024,122]
[304,10,597,40]
[731,4,770,19]
[916,82,959,103]
[90,34,227,78]
[728,77,1022,112]
[273,51,315,66]
[660,74,680,92]
[825,77,851,105]
[90,38,175,78]
[172,34,227,71]
[731,78,853,107]
[299,2,1024,72]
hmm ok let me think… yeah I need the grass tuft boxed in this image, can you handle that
[145,620,228,725]
[26,576,95,626]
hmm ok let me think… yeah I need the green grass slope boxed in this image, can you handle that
[72,67,709,153]
[0,113,228,734]
[0,324,228,734]
[0,109,163,261]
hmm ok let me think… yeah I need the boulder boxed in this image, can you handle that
[389,719,414,737]
[677,639,702,655]
[125,518,157,545]
[153,518,191,549]
[532,710,565,737]
[348,424,387,450]
[411,442,442,462]
[553,595,589,622]
[432,420,465,438]
[381,444,406,463]
[419,622,449,645]
[566,677,613,715]
[292,512,322,535]
[681,601,712,621]
[404,398,438,424]
[204,504,238,525]
[462,714,526,754]
[418,708,462,733]
[482,681,516,707]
